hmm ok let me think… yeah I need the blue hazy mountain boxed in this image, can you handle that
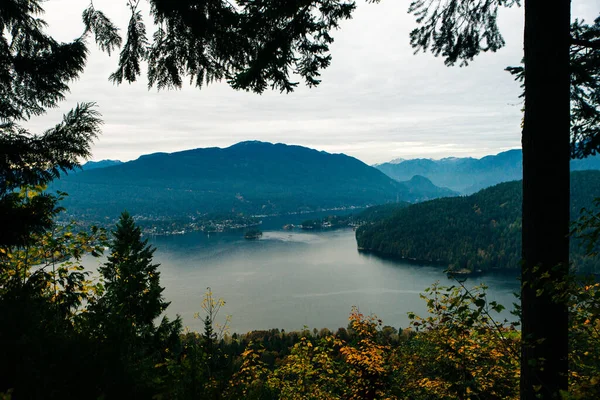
[52,141,456,219]
[375,149,600,194]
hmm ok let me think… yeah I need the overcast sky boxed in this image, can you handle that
[27,0,599,165]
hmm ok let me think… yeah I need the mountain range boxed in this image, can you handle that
[54,141,456,220]
[375,149,600,194]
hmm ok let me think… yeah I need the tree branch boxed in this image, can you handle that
[570,37,600,50]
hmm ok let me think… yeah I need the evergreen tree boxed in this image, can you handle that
[0,0,117,247]
[99,211,169,331]
[91,211,181,397]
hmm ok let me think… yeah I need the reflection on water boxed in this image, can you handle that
[140,213,520,334]
[261,231,324,243]
[293,288,425,298]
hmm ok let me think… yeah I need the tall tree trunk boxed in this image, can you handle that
[521,0,571,398]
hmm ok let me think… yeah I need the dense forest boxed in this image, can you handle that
[356,171,600,273]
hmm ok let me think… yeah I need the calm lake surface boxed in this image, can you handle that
[87,211,521,334]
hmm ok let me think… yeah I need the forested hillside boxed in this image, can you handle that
[376,150,600,194]
[52,141,455,220]
[356,171,600,273]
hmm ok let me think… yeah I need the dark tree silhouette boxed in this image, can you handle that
[0,0,110,247]
[97,211,172,332]
[91,211,181,397]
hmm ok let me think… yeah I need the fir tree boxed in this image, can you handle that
[99,211,169,332]
[92,211,181,397]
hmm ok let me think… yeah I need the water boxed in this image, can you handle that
[85,212,521,334]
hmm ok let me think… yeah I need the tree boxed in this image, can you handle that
[0,0,112,247]
[519,3,571,398]
[0,2,116,396]
[81,0,368,93]
[404,283,520,400]
[91,211,181,397]
[98,211,171,332]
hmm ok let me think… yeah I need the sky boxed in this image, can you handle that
[27,0,599,165]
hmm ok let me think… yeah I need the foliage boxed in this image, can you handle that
[224,342,273,399]
[223,307,400,400]
[268,335,346,399]
[565,211,600,399]
[0,0,86,121]
[339,308,397,399]
[408,0,520,66]
[1,104,102,247]
[83,0,384,93]
[0,218,107,398]
[403,283,520,400]
[570,17,600,158]
[0,0,104,247]
[168,288,233,399]
[571,197,600,259]
[506,17,600,159]
[567,279,600,399]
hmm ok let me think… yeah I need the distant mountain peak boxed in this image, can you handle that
[388,157,406,164]
[229,140,272,148]
[81,159,123,171]
[408,174,433,183]
[376,149,600,194]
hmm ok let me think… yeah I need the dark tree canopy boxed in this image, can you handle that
[408,0,520,66]
[0,0,86,121]
[84,0,378,93]
[506,17,600,159]
[0,0,116,247]
[570,17,600,157]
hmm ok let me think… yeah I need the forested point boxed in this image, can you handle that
[356,171,600,273]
